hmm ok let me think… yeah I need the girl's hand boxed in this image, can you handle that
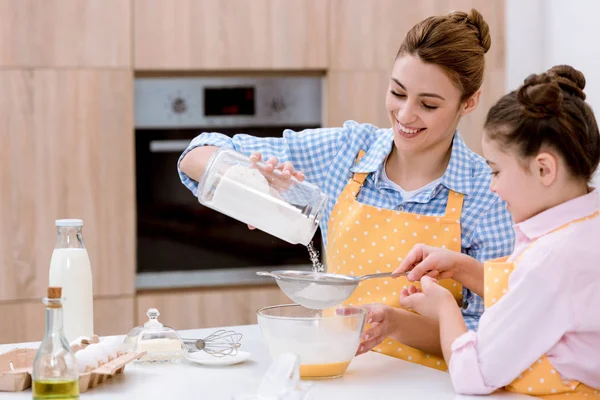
[399,276,455,320]
[394,244,461,281]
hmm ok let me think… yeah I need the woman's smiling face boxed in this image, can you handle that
[385,54,469,154]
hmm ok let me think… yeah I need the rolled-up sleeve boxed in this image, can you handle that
[177,126,348,196]
[449,331,498,394]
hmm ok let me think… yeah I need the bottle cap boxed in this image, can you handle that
[48,287,62,299]
[55,219,83,227]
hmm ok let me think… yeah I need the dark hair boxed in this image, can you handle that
[484,65,600,181]
[397,9,491,101]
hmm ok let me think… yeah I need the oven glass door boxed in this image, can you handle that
[135,127,324,284]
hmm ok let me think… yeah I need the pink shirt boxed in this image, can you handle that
[449,190,600,395]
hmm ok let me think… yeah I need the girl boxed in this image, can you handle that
[178,9,515,371]
[397,65,600,397]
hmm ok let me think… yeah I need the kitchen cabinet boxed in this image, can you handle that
[0,301,43,344]
[136,285,292,330]
[0,296,135,344]
[134,0,328,70]
[329,0,505,71]
[0,71,34,303]
[0,70,135,301]
[326,70,391,128]
[94,296,136,337]
[0,0,131,68]
[329,0,422,71]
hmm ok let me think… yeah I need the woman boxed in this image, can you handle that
[178,8,514,371]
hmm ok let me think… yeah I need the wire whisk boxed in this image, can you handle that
[183,329,243,358]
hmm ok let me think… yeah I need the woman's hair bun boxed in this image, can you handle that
[466,8,491,54]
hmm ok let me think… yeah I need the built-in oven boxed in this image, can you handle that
[134,76,323,289]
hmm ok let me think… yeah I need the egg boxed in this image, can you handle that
[87,343,110,364]
[75,348,96,373]
[82,344,105,366]
[70,336,92,348]
[99,337,123,359]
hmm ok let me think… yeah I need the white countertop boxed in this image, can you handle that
[0,325,532,400]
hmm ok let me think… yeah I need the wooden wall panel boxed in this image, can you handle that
[136,286,293,331]
[0,70,135,301]
[0,0,131,68]
[134,0,327,70]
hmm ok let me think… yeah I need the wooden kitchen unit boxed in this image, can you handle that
[0,0,506,344]
[0,0,131,68]
[134,0,328,70]
[0,296,135,344]
[136,286,292,331]
[0,70,135,302]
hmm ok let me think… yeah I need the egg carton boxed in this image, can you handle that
[0,335,145,392]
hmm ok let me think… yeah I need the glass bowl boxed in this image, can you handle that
[257,304,366,380]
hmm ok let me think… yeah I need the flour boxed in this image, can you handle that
[206,164,317,245]
[215,164,271,196]
[263,318,361,364]
[292,283,349,309]
[307,241,324,272]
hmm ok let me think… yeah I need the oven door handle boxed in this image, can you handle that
[149,139,193,153]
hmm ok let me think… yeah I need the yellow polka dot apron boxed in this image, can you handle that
[484,211,600,399]
[326,151,464,371]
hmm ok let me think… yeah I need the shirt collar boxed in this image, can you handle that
[349,130,474,196]
[349,129,394,175]
[515,189,600,240]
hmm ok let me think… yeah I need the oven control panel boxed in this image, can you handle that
[135,76,322,128]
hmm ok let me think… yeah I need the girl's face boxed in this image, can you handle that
[482,135,546,223]
[385,55,479,154]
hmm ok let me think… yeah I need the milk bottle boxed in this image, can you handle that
[48,219,94,341]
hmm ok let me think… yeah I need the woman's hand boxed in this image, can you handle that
[246,152,306,230]
[356,304,395,356]
[399,276,455,320]
[249,152,305,181]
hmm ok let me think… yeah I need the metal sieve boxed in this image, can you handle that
[257,270,404,309]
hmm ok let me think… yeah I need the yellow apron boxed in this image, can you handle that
[484,211,600,399]
[326,151,464,371]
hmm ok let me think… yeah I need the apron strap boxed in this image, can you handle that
[351,150,369,186]
[444,190,464,220]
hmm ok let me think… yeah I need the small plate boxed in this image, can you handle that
[185,351,251,366]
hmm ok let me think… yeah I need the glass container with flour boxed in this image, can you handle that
[198,148,328,246]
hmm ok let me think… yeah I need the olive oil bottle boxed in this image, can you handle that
[32,287,79,400]
[32,380,79,399]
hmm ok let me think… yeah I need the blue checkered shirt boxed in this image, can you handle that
[178,120,516,330]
